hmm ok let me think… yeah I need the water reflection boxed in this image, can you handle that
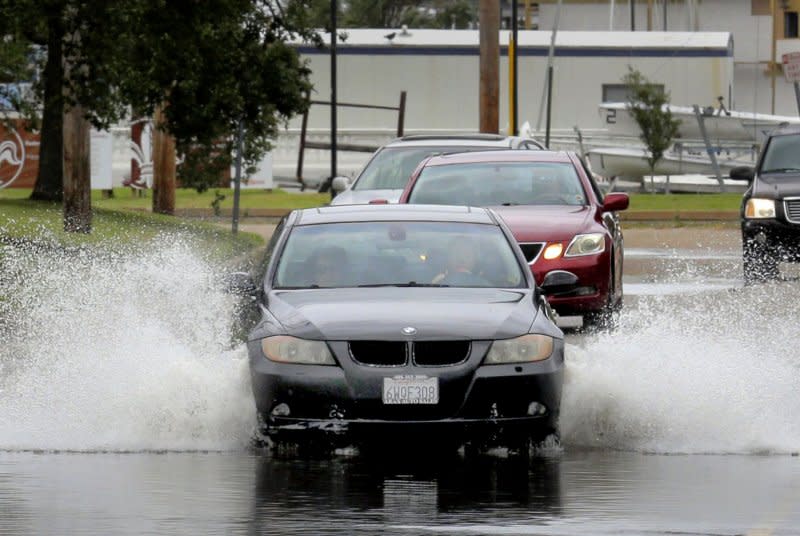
[249,451,562,534]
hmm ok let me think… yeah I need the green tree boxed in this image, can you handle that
[299,0,474,30]
[622,67,681,181]
[0,0,317,228]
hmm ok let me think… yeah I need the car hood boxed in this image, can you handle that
[329,188,403,205]
[754,175,800,199]
[260,287,536,341]
[491,205,595,241]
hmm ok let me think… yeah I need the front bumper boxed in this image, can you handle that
[533,252,612,314]
[248,339,564,447]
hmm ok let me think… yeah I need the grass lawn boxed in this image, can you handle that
[0,198,263,261]
[626,192,742,212]
[0,187,331,211]
[0,187,743,214]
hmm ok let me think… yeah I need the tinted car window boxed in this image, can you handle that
[353,146,511,191]
[408,162,587,206]
[760,135,800,174]
[273,221,525,289]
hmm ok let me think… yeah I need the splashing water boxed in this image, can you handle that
[0,238,256,452]
[561,283,800,454]
[3,232,799,455]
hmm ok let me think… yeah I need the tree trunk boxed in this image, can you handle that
[152,105,176,215]
[63,104,91,233]
[31,14,64,202]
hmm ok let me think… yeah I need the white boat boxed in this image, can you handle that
[599,102,800,143]
[586,146,747,180]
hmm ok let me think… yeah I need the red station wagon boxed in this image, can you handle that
[397,150,630,328]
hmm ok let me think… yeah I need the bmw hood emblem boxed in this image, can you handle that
[401,326,417,335]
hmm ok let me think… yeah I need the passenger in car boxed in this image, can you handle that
[308,246,349,287]
[431,240,480,284]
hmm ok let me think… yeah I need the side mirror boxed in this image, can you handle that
[729,166,755,182]
[223,272,259,298]
[602,192,629,212]
[539,270,578,295]
[331,176,351,192]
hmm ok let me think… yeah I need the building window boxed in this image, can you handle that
[602,83,665,103]
[602,84,631,103]
[786,11,799,38]
[752,0,770,16]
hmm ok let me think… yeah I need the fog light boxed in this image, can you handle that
[527,402,547,416]
[575,286,597,296]
[755,232,768,244]
[271,403,291,417]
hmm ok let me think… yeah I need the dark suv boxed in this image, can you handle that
[730,125,800,284]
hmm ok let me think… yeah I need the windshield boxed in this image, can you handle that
[761,135,800,174]
[353,146,512,191]
[273,221,526,289]
[408,162,587,206]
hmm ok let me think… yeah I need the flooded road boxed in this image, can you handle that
[3,229,800,535]
[3,450,800,535]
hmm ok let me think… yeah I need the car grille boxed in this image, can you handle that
[519,242,545,264]
[348,341,407,366]
[785,198,800,224]
[413,341,471,366]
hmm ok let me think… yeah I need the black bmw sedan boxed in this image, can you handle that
[240,204,565,453]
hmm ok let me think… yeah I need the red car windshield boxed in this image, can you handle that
[408,162,587,207]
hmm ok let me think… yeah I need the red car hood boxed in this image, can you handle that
[491,205,595,242]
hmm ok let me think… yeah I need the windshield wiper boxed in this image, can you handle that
[500,202,520,206]
[761,168,800,174]
[357,282,450,288]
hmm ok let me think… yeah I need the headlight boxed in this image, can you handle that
[542,243,563,260]
[261,336,336,365]
[484,334,554,365]
[745,198,776,219]
[565,233,605,257]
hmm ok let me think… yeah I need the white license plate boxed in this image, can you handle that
[382,375,439,405]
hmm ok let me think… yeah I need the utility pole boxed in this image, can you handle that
[630,0,636,31]
[511,0,519,135]
[330,0,338,180]
[771,0,778,114]
[152,104,176,216]
[63,103,91,233]
[479,0,500,133]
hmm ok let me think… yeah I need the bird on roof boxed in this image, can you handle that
[384,32,396,42]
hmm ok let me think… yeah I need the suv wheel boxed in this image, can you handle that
[743,238,779,284]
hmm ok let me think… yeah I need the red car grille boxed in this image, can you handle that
[519,242,545,264]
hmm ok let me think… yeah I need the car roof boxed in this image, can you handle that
[419,149,574,167]
[382,134,541,149]
[293,204,498,226]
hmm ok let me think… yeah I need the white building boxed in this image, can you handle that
[536,0,799,115]
[278,27,734,184]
